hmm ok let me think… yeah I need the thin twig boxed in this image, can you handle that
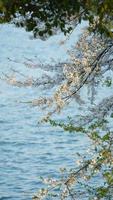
[63,44,112,101]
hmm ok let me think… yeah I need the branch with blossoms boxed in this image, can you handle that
[63,43,113,100]
[1,29,113,116]
[17,30,113,119]
[0,62,65,88]
[33,117,113,200]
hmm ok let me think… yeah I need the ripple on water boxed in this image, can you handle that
[0,24,90,200]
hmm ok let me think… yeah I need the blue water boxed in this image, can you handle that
[0,24,89,200]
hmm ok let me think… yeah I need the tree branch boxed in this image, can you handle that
[63,44,113,101]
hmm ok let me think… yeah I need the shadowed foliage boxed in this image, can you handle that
[0,0,113,38]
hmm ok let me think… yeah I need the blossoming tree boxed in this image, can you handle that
[0,1,113,199]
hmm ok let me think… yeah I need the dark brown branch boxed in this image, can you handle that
[65,161,91,186]
[63,44,113,101]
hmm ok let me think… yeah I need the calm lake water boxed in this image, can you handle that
[0,24,92,200]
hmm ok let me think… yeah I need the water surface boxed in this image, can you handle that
[0,24,91,200]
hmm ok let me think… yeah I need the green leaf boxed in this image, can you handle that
[102,133,110,141]
[110,113,113,118]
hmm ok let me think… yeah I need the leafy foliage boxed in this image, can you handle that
[0,0,113,38]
